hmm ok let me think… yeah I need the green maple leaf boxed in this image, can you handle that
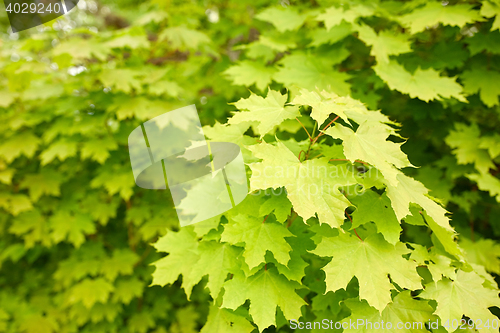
[316,5,374,30]
[8,209,49,248]
[409,243,456,282]
[460,237,500,275]
[224,61,276,91]
[373,60,466,102]
[479,134,500,159]
[386,173,455,235]
[467,173,500,202]
[52,38,111,61]
[311,232,421,312]
[325,122,412,186]
[355,24,412,63]
[129,312,155,333]
[67,278,115,308]
[49,211,96,247]
[481,0,500,31]
[147,80,184,97]
[90,165,135,200]
[0,132,40,163]
[466,31,500,55]
[151,227,201,298]
[99,69,143,94]
[159,26,211,50]
[20,169,63,201]
[203,121,257,148]
[259,191,292,223]
[106,34,150,49]
[221,214,293,270]
[349,190,402,245]
[292,88,365,124]
[420,270,500,333]
[201,306,255,333]
[81,137,118,164]
[400,2,483,34]
[342,291,435,332]
[461,68,500,107]
[189,241,242,299]
[229,89,300,137]
[445,123,495,174]
[112,277,144,304]
[308,22,353,47]
[101,249,139,281]
[40,139,78,165]
[248,141,356,228]
[222,268,306,332]
[255,7,309,32]
[273,53,351,96]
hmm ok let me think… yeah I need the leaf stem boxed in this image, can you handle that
[262,215,269,224]
[296,117,312,141]
[311,115,340,146]
[345,212,363,241]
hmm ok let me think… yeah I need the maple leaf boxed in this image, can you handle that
[311,232,421,312]
[80,137,118,164]
[259,191,292,223]
[0,132,40,163]
[221,214,293,270]
[159,26,211,50]
[40,139,78,165]
[67,278,115,308]
[101,249,139,281]
[222,268,306,332]
[52,38,111,61]
[112,278,144,304]
[201,306,255,333]
[255,7,309,32]
[445,123,495,174]
[273,53,351,96]
[373,60,466,102]
[460,237,500,275]
[223,61,276,91]
[481,0,500,31]
[420,270,500,333]
[400,2,483,34]
[229,89,299,137]
[479,134,500,159]
[466,31,500,55]
[49,211,96,247]
[151,227,201,298]
[324,122,412,186]
[248,141,356,228]
[342,291,435,333]
[20,169,63,201]
[106,34,150,49]
[98,69,144,94]
[292,88,365,124]
[90,165,135,200]
[316,4,374,30]
[467,173,500,203]
[349,190,402,245]
[461,68,500,107]
[355,24,412,63]
[308,22,353,47]
[189,241,242,299]
[385,173,454,234]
